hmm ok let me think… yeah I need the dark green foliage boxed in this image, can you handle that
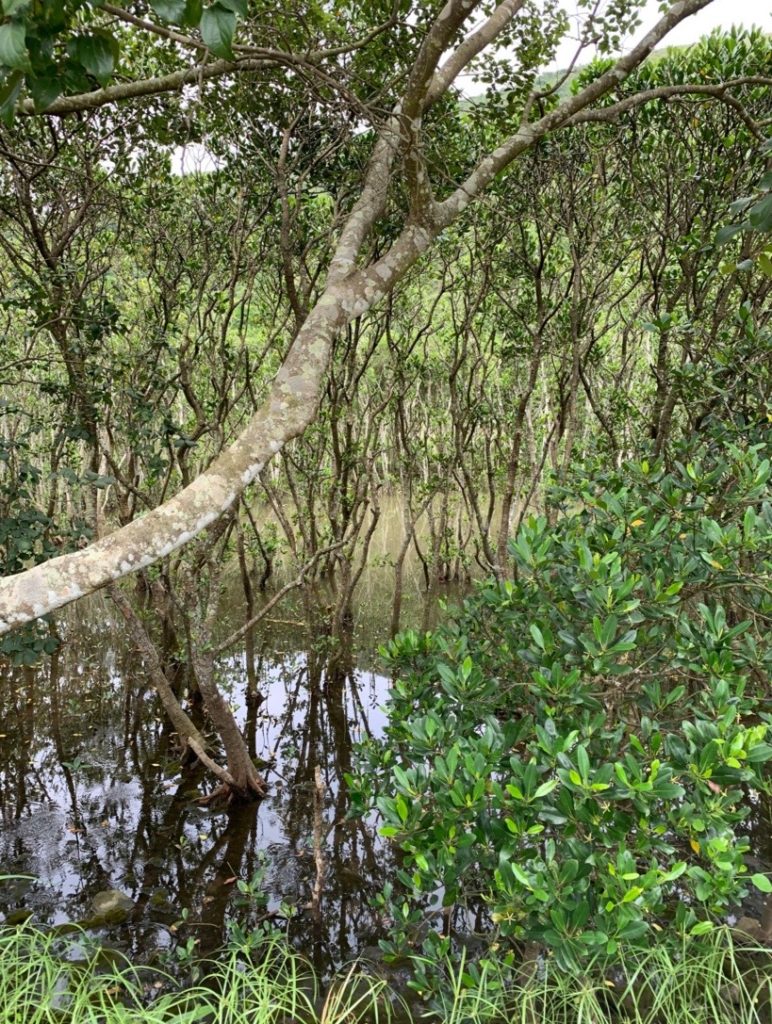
[0,408,89,665]
[718,138,772,275]
[353,428,772,972]
[0,0,251,118]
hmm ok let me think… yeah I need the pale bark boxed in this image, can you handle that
[0,288,345,633]
[0,0,715,634]
[425,0,527,107]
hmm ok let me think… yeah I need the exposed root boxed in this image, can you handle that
[196,774,268,807]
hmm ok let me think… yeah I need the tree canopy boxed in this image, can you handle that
[4,0,765,633]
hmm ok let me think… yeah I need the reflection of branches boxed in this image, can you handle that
[111,586,242,791]
[215,539,348,654]
[263,661,308,778]
[129,777,200,918]
[310,766,326,924]
[48,649,83,831]
[346,674,376,745]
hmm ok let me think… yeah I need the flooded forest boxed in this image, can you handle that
[0,2,771,1022]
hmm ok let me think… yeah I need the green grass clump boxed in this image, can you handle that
[0,922,770,1023]
[420,930,772,1024]
[0,923,394,1023]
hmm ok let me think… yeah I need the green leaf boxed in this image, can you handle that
[576,746,590,781]
[149,0,188,21]
[749,194,772,233]
[83,472,117,489]
[0,67,22,122]
[690,921,714,936]
[533,778,559,799]
[200,3,236,58]
[510,863,532,889]
[622,885,643,903]
[183,0,203,25]
[529,623,545,650]
[660,861,686,883]
[217,0,247,13]
[715,223,744,245]
[29,74,62,111]
[395,794,408,824]
[2,0,31,14]
[0,22,28,70]
[750,873,772,893]
[69,33,118,86]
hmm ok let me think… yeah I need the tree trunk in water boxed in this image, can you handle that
[112,586,265,800]
[495,339,544,574]
[192,645,266,800]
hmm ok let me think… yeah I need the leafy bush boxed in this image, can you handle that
[352,431,772,972]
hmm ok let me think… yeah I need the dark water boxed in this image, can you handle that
[0,572,454,975]
[1,577,770,973]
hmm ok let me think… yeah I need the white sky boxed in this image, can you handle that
[550,0,771,69]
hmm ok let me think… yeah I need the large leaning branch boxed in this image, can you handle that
[0,0,717,635]
[566,77,772,141]
[18,57,268,116]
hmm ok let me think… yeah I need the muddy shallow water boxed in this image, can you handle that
[1,569,770,974]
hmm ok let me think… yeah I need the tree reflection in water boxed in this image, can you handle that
[0,593,396,973]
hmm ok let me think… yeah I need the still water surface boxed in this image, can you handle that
[0,568,451,974]
[1,572,770,972]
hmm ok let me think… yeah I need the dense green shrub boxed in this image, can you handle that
[352,430,772,972]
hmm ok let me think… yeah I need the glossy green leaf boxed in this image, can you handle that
[715,223,745,245]
[0,66,22,122]
[149,0,188,22]
[750,873,772,893]
[0,21,28,69]
[200,3,236,58]
[69,32,117,86]
[749,193,772,233]
[217,0,247,14]
[28,74,62,111]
